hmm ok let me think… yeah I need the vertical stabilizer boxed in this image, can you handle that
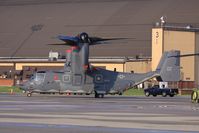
[156,50,180,82]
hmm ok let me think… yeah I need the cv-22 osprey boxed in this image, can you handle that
[19,32,181,98]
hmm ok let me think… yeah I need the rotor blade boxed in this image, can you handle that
[57,35,78,46]
[89,37,133,45]
[47,43,70,46]
[57,35,78,42]
[169,53,199,57]
[47,36,78,46]
[178,53,199,57]
[48,33,134,46]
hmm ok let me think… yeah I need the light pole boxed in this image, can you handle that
[11,24,43,86]
[11,24,44,57]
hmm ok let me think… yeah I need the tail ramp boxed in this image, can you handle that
[156,50,180,82]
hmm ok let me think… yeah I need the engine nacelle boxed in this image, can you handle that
[79,32,90,43]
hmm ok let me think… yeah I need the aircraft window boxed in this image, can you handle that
[35,73,45,82]
[30,75,35,81]
[63,75,71,83]
[73,75,82,85]
[37,71,46,73]
[95,74,103,83]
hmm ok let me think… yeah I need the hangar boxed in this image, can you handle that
[0,0,199,89]
[152,23,199,88]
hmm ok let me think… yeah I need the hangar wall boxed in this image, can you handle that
[0,60,150,82]
[124,61,151,73]
[152,28,163,71]
[15,63,64,70]
[0,61,149,73]
[152,27,198,84]
[164,30,195,81]
[0,63,14,67]
[91,63,124,72]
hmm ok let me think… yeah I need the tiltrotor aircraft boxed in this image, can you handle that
[19,32,181,98]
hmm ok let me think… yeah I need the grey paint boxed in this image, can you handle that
[19,37,180,98]
[158,51,180,82]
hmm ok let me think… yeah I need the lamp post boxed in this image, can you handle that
[11,24,43,86]
[11,24,43,57]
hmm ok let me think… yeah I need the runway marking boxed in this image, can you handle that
[0,117,198,132]
[0,100,61,104]
[0,95,198,132]
[0,122,198,133]
[0,108,22,111]
[0,112,199,131]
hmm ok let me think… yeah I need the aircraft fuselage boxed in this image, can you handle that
[20,68,136,97]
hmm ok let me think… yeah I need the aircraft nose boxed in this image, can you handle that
[17,82,29,91]
[18,83,26,91]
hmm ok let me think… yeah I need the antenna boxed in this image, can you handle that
[160,16,166,27]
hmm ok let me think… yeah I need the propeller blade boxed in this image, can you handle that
[178,53,199,57]
[169,53,199,57]
[47,36,78,46]
[57,35,78,42]
[89,37,132,45]
[47,43,68,46]
[48,33,134,46]
[57,35,79,46]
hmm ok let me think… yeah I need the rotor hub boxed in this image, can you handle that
[79,32,90,43]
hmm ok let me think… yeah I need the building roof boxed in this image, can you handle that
[1,0,199,57]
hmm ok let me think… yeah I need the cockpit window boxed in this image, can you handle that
[35,73,45,82]
[30,75,35,80]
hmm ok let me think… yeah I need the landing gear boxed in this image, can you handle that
[100,94,104,98]
[27,92,32,97]
[95,92,104,98]
[118,92,123,95]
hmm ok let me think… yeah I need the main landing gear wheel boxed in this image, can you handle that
[27,92,32,97]
[95,92,104,98]
[100,94,104,98]
[191,90,199,103]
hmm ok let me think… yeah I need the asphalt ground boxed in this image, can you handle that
[0,94,199,133]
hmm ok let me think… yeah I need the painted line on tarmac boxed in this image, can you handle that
[0,122,197,133]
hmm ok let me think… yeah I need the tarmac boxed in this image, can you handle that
[0,94,199,133]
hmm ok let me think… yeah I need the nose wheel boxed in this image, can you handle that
[27,92,32,97]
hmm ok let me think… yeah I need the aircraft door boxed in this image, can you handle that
[72,74,82,86]
[35,72,45,85]
[63,75,71,84]
[42,73,61,92]
[28,72,45,90]
[84,75,94,93]
[94,74,107,94]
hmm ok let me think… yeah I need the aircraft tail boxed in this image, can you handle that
[156,50,180,82]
